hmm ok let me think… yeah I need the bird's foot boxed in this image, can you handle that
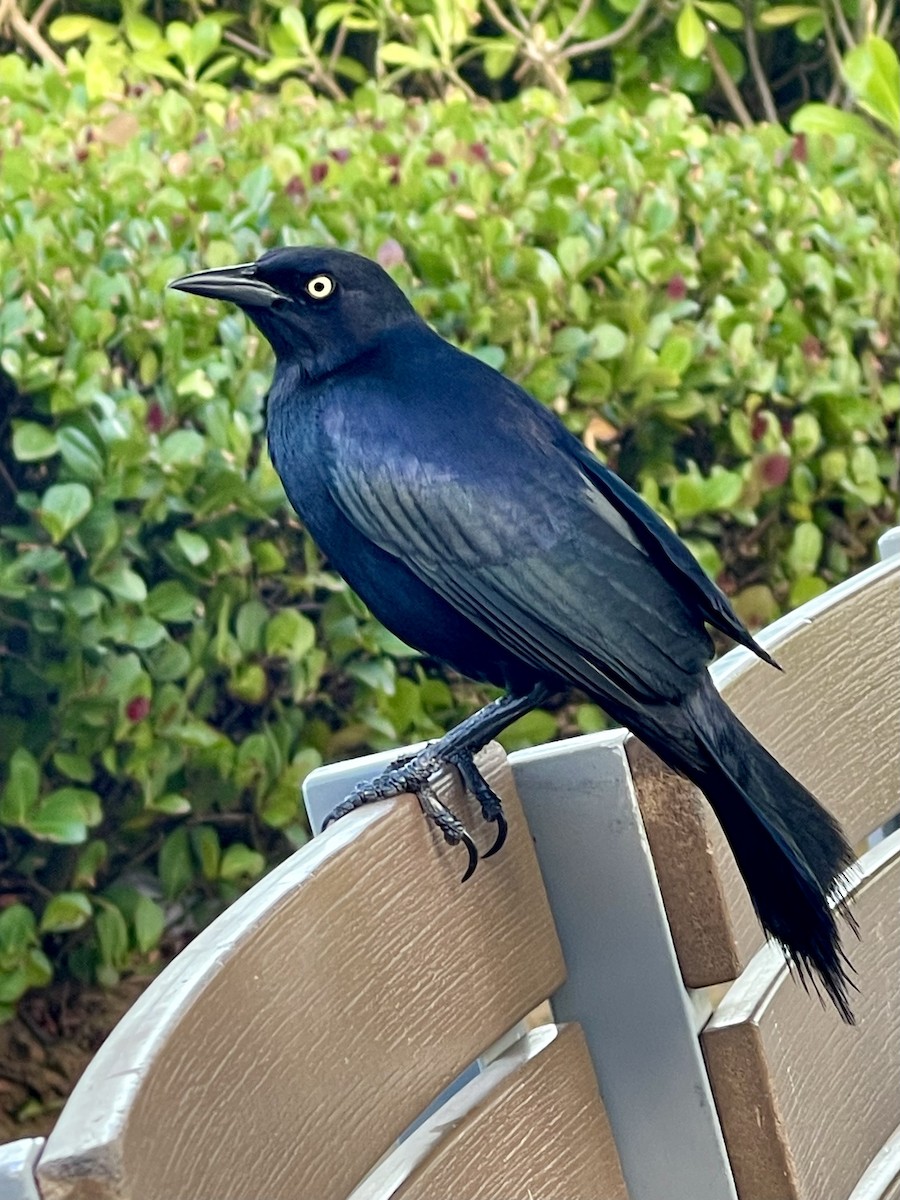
[322,743,506,880]
[444,747,508,857]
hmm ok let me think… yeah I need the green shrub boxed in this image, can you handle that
[0,61,897,1012]
[7,0,900,125]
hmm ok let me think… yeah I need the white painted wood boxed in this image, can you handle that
[0,1140,43,1200]
[848,1121,900,1200]
[303,743,428,835]
[510,731,738,1200]
[348,1027,560,1200]
[878,526,900,561]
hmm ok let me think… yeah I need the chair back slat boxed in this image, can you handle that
[702,831,900,1200]
[629,558,900,986]
[37,746,565,1200]
[351,1024,628,1200]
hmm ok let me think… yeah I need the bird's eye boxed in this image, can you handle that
[306,274,335,301]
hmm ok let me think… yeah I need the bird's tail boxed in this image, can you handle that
[631,677,857,1022]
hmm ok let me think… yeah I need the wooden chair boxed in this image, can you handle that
[1,528,898,1200]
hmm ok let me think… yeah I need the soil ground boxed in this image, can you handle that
[0,977,150,1144]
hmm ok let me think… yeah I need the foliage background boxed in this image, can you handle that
[0,0,898,1094]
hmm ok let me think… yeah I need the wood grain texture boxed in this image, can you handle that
[629,559,900,985]
[37,746,565,1200]
[352,1024,628,1200]
[702,832,900,1200]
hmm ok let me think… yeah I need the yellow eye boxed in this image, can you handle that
[306,274,335,300]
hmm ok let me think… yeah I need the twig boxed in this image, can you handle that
[223,28,268,60]
[556,0,594,49]
[29,0,57,29]
[6,0,66,70]
[705,27,753,127]
[743,5,780,122]
[819,9,846,84]
[561,0,654,59]
[877,0,896,36]
[481,0,526,40]
[327,21,347,74]
[828,0,856,48]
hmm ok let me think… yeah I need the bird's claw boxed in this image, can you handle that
[417,783,480,882]
[446,748,508,857]
[323,743,507,880]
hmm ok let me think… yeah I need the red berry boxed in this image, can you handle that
[126,696,150,723]
[666,275,687,300]
[751,411,768,440]
[147,401,164,434]
[759,453,791,487]
[310,162,329,184]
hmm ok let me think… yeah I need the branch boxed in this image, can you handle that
[29,0,57,28]
[829,0,856,48]
[556,0,594,49]
[705,27,753,127]
[7,1,66,69]
[743,6,779,122]
[561,0,654,59]
[481,0,525,40]
[877,0,896,36]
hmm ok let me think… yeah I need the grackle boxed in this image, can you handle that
[171,246,856,1020]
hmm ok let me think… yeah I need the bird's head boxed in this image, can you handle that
[169,246,421,379]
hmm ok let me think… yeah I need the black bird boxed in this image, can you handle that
[170,246,856,1019]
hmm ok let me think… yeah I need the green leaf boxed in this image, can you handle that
[557,235,591,278]
[40,892,92,934]
[791,103,895,149]
[842,37,900,134]
[676,3,708,58]
[0,969,28,1005]
[161,430,206,466]
[147,581,200,623]
[757,5,820,26]
[280,6,311,52]
[28,788,101,844]
[694,2,743,29]
[58,427,104,480]
[96,564,147,603]
[787,521,823,577]
[12,422,58,462]
[379,43,440,69]
[95,905,129,971]
[219,843,266,882]
[73,840,108,888]
[49,14,117,41]
[265,609,316,660]
[133,895,165,953]
[38,483,92,543]
[591,324,629,360]
[174,529,210,565]
[1,747,40,825]
[190,825,221,880]
[0,905,37,959]
[159,827,193,898]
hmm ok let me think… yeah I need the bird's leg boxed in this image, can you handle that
[323,683,553,879]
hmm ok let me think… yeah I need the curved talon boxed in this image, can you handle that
[459,830,479,882]
[482,810,508,858]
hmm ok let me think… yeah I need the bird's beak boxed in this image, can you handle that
[168,262,284,308]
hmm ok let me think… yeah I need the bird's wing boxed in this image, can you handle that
[571,445,778,668]
[322,403,713,706]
